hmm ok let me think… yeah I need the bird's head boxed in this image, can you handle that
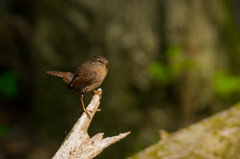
[90,55,112,68]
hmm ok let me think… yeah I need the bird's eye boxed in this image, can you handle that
[99,60,102,63]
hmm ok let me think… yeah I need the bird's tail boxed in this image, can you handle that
[46,71,73,84]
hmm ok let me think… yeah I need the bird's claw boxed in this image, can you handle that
[93,90,102,98]
[82,110,92,118]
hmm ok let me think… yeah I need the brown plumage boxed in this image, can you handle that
[46,71,73,84]
[46,55,111,118]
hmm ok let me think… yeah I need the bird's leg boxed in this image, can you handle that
[80,94,91,118]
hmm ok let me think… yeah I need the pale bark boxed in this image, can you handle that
[52,88,130,159]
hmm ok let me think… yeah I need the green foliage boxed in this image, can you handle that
[166,45,197,77]
[151,46,240,99]
[214,71,240,98]
[150,45,197,85]
[150,62,171,85]
[0,71,18,98]
[0,123,9,137]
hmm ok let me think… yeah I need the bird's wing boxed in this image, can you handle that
[67,69,96,90]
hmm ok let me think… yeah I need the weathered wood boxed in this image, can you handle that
[52,88,130,159]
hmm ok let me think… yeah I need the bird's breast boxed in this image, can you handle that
[96,67,108,82]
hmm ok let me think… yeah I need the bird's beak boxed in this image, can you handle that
[106,63,112,67]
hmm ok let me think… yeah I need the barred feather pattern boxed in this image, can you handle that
[46,71,73,84]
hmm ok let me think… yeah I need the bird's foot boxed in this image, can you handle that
[93,90,103,98]
[81,110,92,118]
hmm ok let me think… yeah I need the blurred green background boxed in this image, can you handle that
[1,0,240,158]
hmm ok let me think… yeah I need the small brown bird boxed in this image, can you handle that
[46,55,111,118]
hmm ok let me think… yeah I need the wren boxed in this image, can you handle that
[46,55,111,118]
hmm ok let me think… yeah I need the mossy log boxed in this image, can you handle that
[128,103,240,159]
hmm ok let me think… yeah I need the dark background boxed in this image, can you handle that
[1,0,240,158]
